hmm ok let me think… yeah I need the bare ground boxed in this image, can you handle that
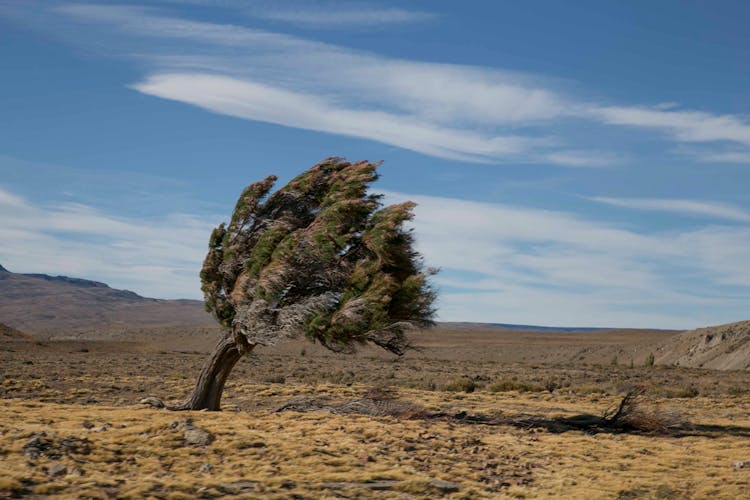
[1,327,750,498]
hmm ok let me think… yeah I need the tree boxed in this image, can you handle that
[174,158,437,411]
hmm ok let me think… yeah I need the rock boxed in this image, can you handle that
[139,397,165,409]
[23,432,51,459]
[48,463,67,477]
[322,481,399,491]
[219,482,257,494]
[184,427,215,446]
[734,460,750,470]
[59,436,91,455]
[429,479,460,493]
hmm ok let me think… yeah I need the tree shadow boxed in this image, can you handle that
[448,412,750,439]
[500,414,750,438]
[274,389,750,439]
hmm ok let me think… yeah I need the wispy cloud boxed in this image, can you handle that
[688,149,750,164]
[590,196,750,222]
[0,188,26,208]
[0,185,214,299]
[133,73,542,162]
[383,190,750,328]
[251,4,435,28]
[160,0,436,27]
[43,4,596,164]
[0,4,739,166]
[34,3,749,166]
[589,105,750,146]
[542,150,621,167]
[1,179,748,327]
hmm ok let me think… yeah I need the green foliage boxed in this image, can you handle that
[200,158,436,354]
[645,353,655,367]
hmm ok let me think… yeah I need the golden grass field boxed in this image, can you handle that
[2,328,750,498]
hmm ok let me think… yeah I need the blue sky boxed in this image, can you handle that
[1,1,749,329]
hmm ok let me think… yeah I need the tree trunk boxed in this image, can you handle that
[172,333,253,411]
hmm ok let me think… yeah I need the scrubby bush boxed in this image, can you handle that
[645,353,655,367]
[488,380,544,393]
[442,378,477,393]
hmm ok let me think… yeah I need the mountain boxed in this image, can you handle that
[0,264,213,335]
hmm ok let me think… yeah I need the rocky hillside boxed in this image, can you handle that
[655,320,750,370]
[0,264,213,335]
[0,322,30,340]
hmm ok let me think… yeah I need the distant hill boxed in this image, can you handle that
[439,321,615,333]
[0,322,31,340]
[3,264,747,371]
[488,323,612,333]
[0,264,214,335]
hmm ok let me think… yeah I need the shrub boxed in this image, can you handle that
[645,353,655,367]
[442,378,477,393]
[544,378,561,392]
[488,379,543,393]
[662,386,699,398]
[728,386,750,396]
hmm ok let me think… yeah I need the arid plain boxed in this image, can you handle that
[2,322,750,499]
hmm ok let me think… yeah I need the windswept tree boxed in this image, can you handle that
[176,158,437,411]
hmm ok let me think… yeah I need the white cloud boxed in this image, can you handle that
[590,196,750,222]
[542,150,621,167]
[253,5,435,27]
[589,105,750,146]
[44,4,750,165]
[157,0,436,27]
[0,187,27,208]
[2,182,749,328]
[50,4,593,164]
[693,150,750,164]
[0,3,729,169]
[133,73,541,162]
[0,185,214,299]
[383,190,750,329]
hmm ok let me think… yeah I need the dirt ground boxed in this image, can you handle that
[1,328,750,498]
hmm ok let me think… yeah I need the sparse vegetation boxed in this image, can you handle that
[489,379,544,393]
[2,332,750,498]
[658,386,699,398]
[442,377,477,393]
[728,386,750,396]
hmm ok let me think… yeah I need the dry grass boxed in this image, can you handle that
[2,335,750,498]
[1,387,750,498]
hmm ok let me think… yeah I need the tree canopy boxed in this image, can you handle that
[200,157,436,356]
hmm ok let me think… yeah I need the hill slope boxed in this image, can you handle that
[0,265,213,334]
[0,322,31,340]
[655,320,750,370]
